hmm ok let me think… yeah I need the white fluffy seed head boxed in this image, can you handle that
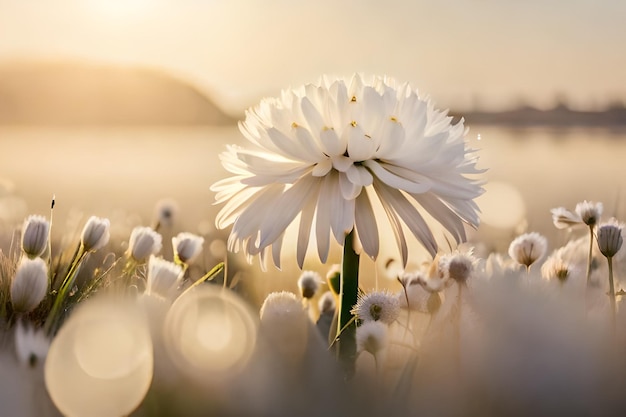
[575,200,603,227]
[352,290,400,324]
[21,215,50,258]
[356,321,388,356]
[317,291,336,314]
[297,270,322,299]
[438,250,476,284]
[11,258,48,313]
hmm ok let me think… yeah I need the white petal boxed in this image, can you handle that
[412,192,467,243]
[332,155,353,172]
[312,159,333,177]
[297,182,320,268]
[354,190,379,260]
[266,127,319,162]
[315,175,334,263]
[363,160,431,194]
[300,96,325,135]
[339,172,363,200]
[345,123,376,161]
[373,180,438,258]
[346,165,373,187]
[258,176,319,249]
[320,127,345,156]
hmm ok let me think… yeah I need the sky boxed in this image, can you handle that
[1,0,625,114]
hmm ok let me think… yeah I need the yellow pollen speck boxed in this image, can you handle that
[291,122,299,128]
[351,121,357,127]
[390,116,398,122]
[322,126,334,131]
[365,134,372,139]
[351,96,357,102]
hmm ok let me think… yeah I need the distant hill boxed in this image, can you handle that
[453,103,626,127]
[0,61,236,126]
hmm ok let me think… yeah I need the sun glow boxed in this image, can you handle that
[86,0,156,20]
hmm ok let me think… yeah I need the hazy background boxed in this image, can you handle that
[1,0,625,113]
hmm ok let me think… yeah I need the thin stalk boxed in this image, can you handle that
[336,230,360,379]
[586,225,594,286]
[44,244,88,335]
[608,256,616,330]
[179,262,224,300]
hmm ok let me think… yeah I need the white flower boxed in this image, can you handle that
[128,226,162,262]
[541,249,573,282]
[508,232,548,268]
[297,270,322,299]
[21,215,49,258]
[212,73,483,268]
[356,321,388,356]
[576,200,603,227]
[81,216,110,252]
[153,198,179,229]
[596,219,623,258]
[551,200,603,229]
[352,290,400,324]
[172,232,205,264]
[11,258,48,313]
[551,207,582,229]
[146,255,184,298]
[438,249,476,284]
[15,321,50,367]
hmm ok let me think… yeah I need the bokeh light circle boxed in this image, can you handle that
[45,297,153,417]
[163,285,258,381]
[476,181,526,229]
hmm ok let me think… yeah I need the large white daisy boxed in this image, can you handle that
[212,74,483,268]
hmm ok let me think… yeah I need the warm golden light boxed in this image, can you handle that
[86,0,154,20]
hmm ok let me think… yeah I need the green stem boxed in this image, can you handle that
[586,226,594,286]
[336,230,360,379]
[44,244,88,335]
[178,262,224,300]
[608,256,616,331]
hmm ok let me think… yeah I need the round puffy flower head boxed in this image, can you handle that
[80,216,110,252]
[297,270,322,299]
[596,219,623,258]
[356,320,388,357]
[21,214,50,258]
[352,289,400,324]
[317,290,336,314]
[508,232,548,268]
[438,250,476,284]
[212,73,484,269]
[541,250,572,282]
[127,226,163,263]
[172,232,205,264]
[575,200,603,227]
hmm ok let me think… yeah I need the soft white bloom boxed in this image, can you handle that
[80,216,110,252]
[128,226,162,262]
[551,200,603,229]
[212,73,484,268]
[352,290,400,324]
[541,249,574,282]
[11,258,48,313]
[153,198,179,229]
[172,232,205,264]
[596,219,623,258]
[21,215,49,258]
[146,255,184,298]
[508,232,548,268]
[15,321,50,367]
[297,270,322,299]
[317,291,336,314]
[551,207,582,229]
[356,320,388,356]
[576,200,603,227]
[438,249,476,284]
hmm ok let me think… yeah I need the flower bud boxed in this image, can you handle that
[128,226,162,263]
[172,232,204,264]
[146,255,184,298]
[21,215,50,258]
[597,220,623,258]
[81,216,110,252]
[11,258,48,313]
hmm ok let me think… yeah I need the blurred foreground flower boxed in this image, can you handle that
[212,73,483,268]
[21,215,50,259]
